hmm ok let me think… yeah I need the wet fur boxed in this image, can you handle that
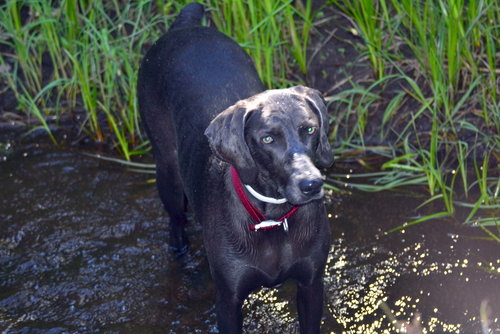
[137,3,334,334]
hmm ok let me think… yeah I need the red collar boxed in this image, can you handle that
[230,166,300,231]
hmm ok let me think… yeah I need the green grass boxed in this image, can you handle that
[0,0,498,236]
[0,0,171,159]
[329,0,390,79]
[0,0,313,159]
[326,0,499,236]
[205,0,313,86]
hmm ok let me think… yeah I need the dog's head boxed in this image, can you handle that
[205,85,334,205]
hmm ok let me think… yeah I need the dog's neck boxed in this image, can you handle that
[243,184,287,204]
[230,166,288,207]
[244,174,291,212]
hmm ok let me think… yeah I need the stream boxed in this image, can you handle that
[1,135,498,334]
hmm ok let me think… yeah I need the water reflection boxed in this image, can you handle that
[0,142,498,333]
[321,191,499,334]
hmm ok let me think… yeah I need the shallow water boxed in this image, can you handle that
[0,140,498,334]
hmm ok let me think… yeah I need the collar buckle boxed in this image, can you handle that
[251,218,288,232]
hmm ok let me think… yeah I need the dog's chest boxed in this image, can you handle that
[251,237,302,286]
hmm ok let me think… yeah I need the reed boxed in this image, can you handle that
[0,0,315,158]
[205,0,314,87]
[329,0,390,79]
[327,0,499,233]
[0,0,171,158]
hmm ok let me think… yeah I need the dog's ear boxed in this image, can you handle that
[290,85,334,168]
[204,103,257,183]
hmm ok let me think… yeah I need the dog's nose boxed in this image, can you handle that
[299,179,323,196]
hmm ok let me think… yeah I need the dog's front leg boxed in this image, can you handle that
[296,277,324,334]
[215,288,245,334]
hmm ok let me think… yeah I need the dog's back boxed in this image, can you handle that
[138,4,264,160]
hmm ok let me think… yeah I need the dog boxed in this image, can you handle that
[137,3,334,333]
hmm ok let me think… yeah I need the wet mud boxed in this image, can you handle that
[1,140,498,333]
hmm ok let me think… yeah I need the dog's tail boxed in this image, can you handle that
[170,3,205,31]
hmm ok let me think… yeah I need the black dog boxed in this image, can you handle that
[138,3,334,333]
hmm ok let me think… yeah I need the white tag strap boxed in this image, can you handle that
[244,184,287,204]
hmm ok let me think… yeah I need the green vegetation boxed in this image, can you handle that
[0,0,312,159]
[204,0,313,86]
[327,0,499,234]
[0,0,164,159]
[0,0,498,235]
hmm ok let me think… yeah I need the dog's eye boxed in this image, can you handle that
[306,126,317,135]
[261,135,274,144]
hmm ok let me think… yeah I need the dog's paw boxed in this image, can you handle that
[170,242,189,257]
[169,229,190,257]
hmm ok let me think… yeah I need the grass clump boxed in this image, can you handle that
[0,0,170,159]
[205,0,313,87]
[0,0,314,158]
[326,0,499,233]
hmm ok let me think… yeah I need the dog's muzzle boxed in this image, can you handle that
[284,153,324,204]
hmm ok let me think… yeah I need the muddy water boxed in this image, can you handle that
[1,140,498,334]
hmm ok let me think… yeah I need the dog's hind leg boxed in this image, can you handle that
[138,87,189,255]
[155,151,189,255]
